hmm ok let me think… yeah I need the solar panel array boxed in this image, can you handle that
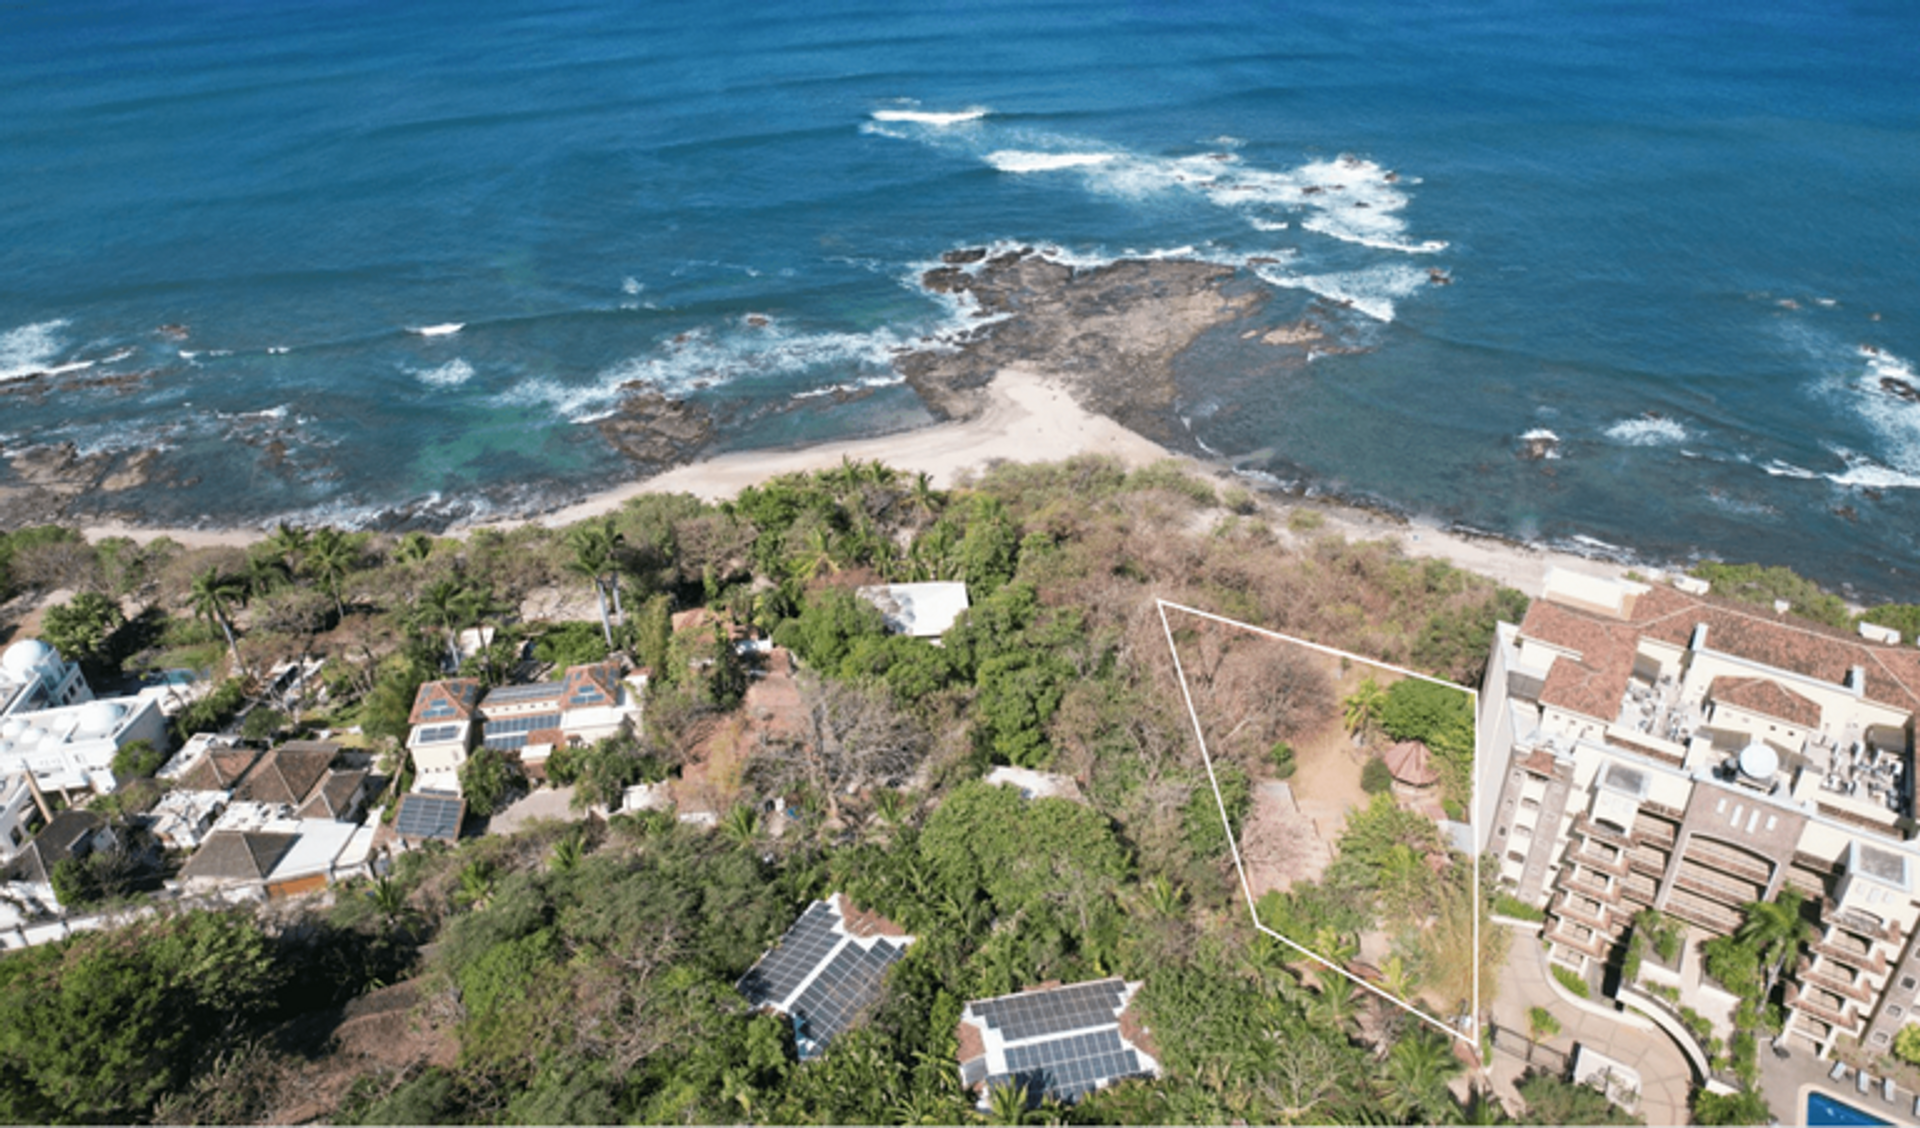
[993,1029,1142,1104]
[482,682,564,706]
[482,712,563,750]
[567,685,608,706]
[972,979,1129,1041]
[414,723,463,744]
[738,902,840,1006]
[418,697,459,720]
[394,793,464,841]
[789,937,905,1052]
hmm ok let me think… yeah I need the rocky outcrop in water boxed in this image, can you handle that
[595,387,716,469]
[896,246,1264,439]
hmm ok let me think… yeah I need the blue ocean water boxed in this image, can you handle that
[2,0,1917,597]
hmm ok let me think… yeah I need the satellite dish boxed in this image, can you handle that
[1739,742,1780,780]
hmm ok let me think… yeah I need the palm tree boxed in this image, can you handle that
[1305,980,1360,1036]
[416,577,483,671]
[241,552,289,598]
[395,531,433,566]
[1343,676,1386,739]
[1381,1031,1463,1122]
[1379,953,1421,1001]
[301,527,357,621]
[549,831,586,873]
[189,568,249,678]
[1736,888,1815,998]
[265,521,309,573]
[719,803,761,848]
[907,470,943,524]
[565,519,624,647]
[790,525,840,582]
[986,1079,1037,1126]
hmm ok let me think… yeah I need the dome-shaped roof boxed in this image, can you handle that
[1,638,58,675]
[1738,741,1779,780]
[76,700,126,737]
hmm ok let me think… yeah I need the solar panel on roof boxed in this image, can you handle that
[414,724,462,744]
[419,698,457,720]
[990,1030,1141,1105]
[394,793,464,840]
[974,979,1128,1041]
[481,682,564,706]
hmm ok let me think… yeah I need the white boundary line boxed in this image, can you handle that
[1156,598,1481,1044]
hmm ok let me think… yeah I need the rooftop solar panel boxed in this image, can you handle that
[481,682,564,706]
[414,723,462,744]
[419,698,458,720]
[991,1030,1141,1105]
[738,902,841,1006]
[972,979,1129,1042]
[394,793,464,841]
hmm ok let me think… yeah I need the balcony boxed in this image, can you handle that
[1786,985,1861,1032]
[1662,889,1744,935]
[1626,847,1671,879]
[1570,843,1631,878]
[1573,814,1633,851]
[1684,841,1774,887]
[1673,865,1766,909]
[1811,939,1890,977]
[1560,869,1623,905]
[1633,819,1679,850]
[1546,919,1613,960]
[1796,958,1877,1005]
[1620,872,1660,906]
[1820,899,1906,946]
[1551,892,1615,933]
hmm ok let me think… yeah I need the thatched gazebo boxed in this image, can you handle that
[1383,739,1439,790]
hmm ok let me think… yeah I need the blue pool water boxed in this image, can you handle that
[1807,1090,1891,1127]
[2,1,1917,597]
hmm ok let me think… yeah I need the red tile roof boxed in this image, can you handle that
[1523,583,1920,722]
[409,678,481,724]
[1384,739,1439,787]
[1709,676,1822,729]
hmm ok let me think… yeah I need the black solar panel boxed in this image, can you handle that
[419,698,458,720]
[393,793,464,841]
[482,683,563,706]
[789,938,904,1053]
[566,685,608,706]
[991,1030,1142,1104]
[737,902,841,1007]
[972,979,1128,1042]
[414,723,462,744]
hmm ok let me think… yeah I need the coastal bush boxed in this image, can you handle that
[1360,755,1393,794]
[1527,1005,1561,1041]
[39,591,125,672]
[1180,763,1250,862]
[1688,561,1852,629]
[111,739,165,780]
[1516,1071,1643,1125]
[1893,1023,1920,1066]
[1270,740,1296,779]
[1125,460,1218,507]
[1690,1084,1771,1126]
[1287,508,1325,533]
[1862,603,1920,640]
[1494,892,1546,921]
[1551,963,1591,998]
[458,747,515,817]
[532,620,609,670]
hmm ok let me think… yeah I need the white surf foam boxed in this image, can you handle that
[872,107,989,126]
[1252,262,1427,322]
[409,323,464,337]
[1760,459,1819,480]
[1827,449,1920,491]
[499,321,921,424]
[267,346,290,355]
[0,319,71,382]
[985,150,1118,173]
[413,358,475,388]
[621,276,644,295]
[1604,416,1688,445]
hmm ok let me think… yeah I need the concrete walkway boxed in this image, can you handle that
[1487,929,1694,1125]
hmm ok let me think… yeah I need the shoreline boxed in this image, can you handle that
[75,366,1633,597]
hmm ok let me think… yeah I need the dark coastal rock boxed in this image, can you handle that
[940,248,988,265]
[1880,376,1919,404]
[1261,321,1325,347]
[892,247,1263,436]
[1428,268,1452,286]
[158,324,189,340]
[744,313,771,328]
[595,388,715,469]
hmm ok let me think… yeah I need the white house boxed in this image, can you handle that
[0,694,170,795]
[856,583,971,640]
[0,639,91,719]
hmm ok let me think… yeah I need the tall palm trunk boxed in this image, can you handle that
[594,582,614,647]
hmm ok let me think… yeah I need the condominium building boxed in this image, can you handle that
[1481,569,1920,1058]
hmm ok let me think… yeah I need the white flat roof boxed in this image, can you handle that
[856,582,970,638]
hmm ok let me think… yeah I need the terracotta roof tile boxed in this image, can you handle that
[1709,676,1822,729]
[1383,740,1439,786]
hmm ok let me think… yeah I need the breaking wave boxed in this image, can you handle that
[0,319,73,382]
[871,107,989,126]
[413,358,476,388]
[1251,262,1428,322]
[1604,416,1688,445]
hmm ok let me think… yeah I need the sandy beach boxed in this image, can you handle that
[74,365,1632,596]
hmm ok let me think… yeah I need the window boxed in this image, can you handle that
[1874,1032,1891,1046]
[1900,976,1915,992]
[1891,1005,1905,1019]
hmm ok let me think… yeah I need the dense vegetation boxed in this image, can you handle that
[0,456,1610,1123]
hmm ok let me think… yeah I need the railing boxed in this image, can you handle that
[1570,843,1631,877]
[1786,985,1860,1031]
[1673,866,1766,909]
[1551,892,1615,932]
[1797,959,1877,1005]
[1561,869,1623,904]
[1684,841,1774,887]
[1812,940,1890,976]
[1546,919,1614,960]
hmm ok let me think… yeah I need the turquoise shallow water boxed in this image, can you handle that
[1,0,1917,598]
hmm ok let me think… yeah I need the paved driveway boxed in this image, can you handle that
[1487,928,1694,1125]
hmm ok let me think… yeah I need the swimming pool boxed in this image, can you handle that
[1807,1090,1890,1127]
